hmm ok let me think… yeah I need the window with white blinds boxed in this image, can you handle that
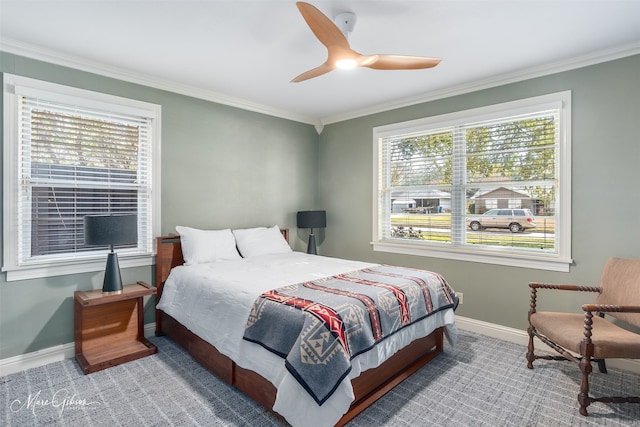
[3,74,161,281]
[373,92,572,272]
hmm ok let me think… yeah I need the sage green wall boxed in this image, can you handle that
[318,54,640,331]
[2,51,638,361]
[0,53,319,359]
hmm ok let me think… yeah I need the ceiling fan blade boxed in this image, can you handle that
[291,63,335,83]
[292,2,441,82]
[296,2,350,49]
[363,54,442,70]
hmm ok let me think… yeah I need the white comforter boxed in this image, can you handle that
[157,251,457,427]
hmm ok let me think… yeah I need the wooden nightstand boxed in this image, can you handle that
[74,281,157,374]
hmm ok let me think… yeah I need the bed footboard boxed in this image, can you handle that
[158,310,443,426]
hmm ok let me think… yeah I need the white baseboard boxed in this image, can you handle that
[455,315,531,346]
[0,323,157,377]
[0,342,76,378]
[455,315,640,374]
[2,319,639,377]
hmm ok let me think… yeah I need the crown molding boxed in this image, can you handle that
[319,41,640,125]
[2,38,638,129]
[0,38,317,126]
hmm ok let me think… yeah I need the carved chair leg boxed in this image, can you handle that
[577,310,597,415]
[578,354,593,416]
[595,312,607,374]
[526,325,536,369]
[526,287,538,370]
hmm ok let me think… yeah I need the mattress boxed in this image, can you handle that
[157,251,457,426]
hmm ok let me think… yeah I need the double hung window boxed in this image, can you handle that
[373,92,571,271]
[3,74,161,280]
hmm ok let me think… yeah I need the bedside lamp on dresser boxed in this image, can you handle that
[75,214,156,374]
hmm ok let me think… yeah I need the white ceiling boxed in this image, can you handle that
[1,0,639,126]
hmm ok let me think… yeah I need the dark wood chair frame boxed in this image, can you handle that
[526,282,640,416]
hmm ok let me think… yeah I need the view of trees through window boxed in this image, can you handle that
[4,74,158,279]
[27,108,141,257]
[381,110,559,254]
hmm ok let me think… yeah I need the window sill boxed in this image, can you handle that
[2,254,154,282]
[371,241,572,272]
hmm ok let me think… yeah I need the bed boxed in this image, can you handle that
[155,225,458,426]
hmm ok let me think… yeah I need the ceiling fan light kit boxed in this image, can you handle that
[292,2,441,83]
[336,58,358,69]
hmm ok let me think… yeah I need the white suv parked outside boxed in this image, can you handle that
[467,208,536,233]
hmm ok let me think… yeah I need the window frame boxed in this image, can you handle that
[372,92,572,272]
[3,74,161,281]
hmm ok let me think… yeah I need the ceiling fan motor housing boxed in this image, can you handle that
[334,12,356,37]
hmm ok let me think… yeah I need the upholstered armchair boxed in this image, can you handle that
[526,258,640,416]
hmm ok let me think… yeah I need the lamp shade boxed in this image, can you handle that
[84,214,137,295]
[297,210,326,229]
[84,214,137,246]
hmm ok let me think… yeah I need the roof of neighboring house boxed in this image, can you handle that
[470,187,532,199]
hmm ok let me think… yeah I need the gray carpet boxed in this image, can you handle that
[2,331,638,426]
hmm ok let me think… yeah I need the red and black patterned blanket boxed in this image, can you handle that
[242,265,458,405]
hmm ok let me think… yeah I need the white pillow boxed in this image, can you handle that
[232,225,292,258]
[176,226,241,265]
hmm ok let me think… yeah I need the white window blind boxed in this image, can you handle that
[3,74,160,280]
[373,92,571,271]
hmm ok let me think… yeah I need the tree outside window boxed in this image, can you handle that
[373,92,571,271]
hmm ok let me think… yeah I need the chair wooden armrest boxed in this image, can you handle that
[582,303,640,313]
[529,282,602,293]
[528,283,601,315]
[577,303,640,366]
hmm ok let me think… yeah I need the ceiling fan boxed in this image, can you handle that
[292,1,441,83]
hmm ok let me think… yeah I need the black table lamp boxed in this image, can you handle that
[297,210,326,255]
[84,214,137,294]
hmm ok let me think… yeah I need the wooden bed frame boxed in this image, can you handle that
[154,230,445,426]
